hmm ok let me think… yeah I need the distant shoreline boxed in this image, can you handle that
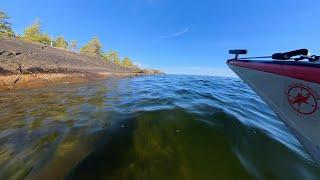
[0,38,162,91]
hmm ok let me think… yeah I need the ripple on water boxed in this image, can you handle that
[0,75,319,179]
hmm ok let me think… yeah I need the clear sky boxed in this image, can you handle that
[2,0,320,77]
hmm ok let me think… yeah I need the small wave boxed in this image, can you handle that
[0,75,319,179]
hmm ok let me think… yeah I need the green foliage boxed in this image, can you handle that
[0,11,14,37]
[122,57,134,68]
[0,11,142,69]
[22,19,50,45]
[102,50,121,65]
[102,52,111,61]
[69,40,77,51]
[80,37,103,56]
[113,58,121,65]
[54,36,68,49]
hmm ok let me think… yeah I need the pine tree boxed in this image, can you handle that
[80,37,103,56]
[122,57,134,68]
[54,36,68,49]
[102,50,121,65]
[22,19,50,45]
[0,11,14,37]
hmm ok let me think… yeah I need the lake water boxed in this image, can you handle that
[0,75,319,179]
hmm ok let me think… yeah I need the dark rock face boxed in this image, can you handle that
[0,38,164,91]
[0,38,148,75]
[0,67,13,75]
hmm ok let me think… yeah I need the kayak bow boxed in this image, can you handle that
[227,49,320,164]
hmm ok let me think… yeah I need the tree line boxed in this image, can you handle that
[0,11,137,69]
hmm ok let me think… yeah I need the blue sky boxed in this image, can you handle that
[2,0,320,77]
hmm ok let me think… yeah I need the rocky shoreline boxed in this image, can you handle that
[0,38,162,91]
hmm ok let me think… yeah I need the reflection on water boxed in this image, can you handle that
[0,75,319,179]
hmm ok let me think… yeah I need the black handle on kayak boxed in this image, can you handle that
[229,49,248,60]
[229,50,247,55]
[272,49,309,60]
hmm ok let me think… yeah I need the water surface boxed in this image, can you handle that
[0,75,319,179]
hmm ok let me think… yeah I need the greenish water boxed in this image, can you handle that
[0,75,319,179]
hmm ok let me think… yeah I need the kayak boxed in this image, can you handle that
[227,49,320,164]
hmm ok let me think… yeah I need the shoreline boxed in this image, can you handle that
[0,38,163,91]
[0,72,155,91]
